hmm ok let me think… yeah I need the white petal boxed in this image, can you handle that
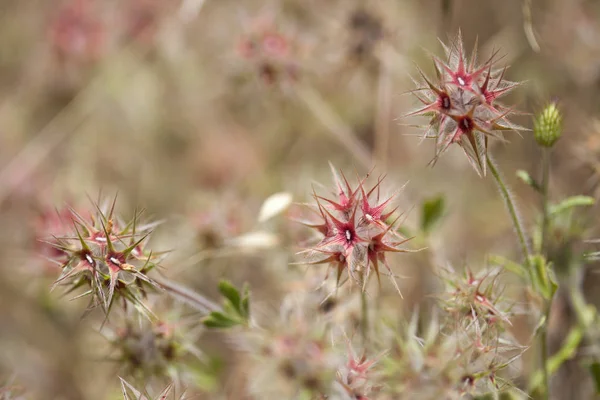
[257,192,293,223]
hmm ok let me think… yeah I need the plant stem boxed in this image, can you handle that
[487,156,532,267]
[540,148,551,255]
[539,147,553,400]
[538,302,551,400]
[488,155,551,398]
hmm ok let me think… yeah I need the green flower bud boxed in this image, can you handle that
[534,103,562,148]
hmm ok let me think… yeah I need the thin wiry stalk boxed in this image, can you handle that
[538,301,551,400]
[489,154,552,398]
[541,148,551,255]
[539,147,552,400]
[155,276,220,313]
[487,156,532,268]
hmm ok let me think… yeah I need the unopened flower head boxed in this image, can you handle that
[534,102,562,148]
[406,30,526,176]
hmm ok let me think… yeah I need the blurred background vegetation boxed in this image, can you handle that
[1,0,600,399]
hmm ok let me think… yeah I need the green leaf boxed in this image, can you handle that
[222,299,238,317]
[241,284,250,319]
[420,195,445,234]
[516,169,541,192]
[530,255,557,300]
[218,280,242,314]
[202,311,241,328]
[549,196,595,216]
[488,254,526,279]
[207,280,251,327]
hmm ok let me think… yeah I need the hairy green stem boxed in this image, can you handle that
[541,149,551,255]
[539,148,553,400]
[539,302,551,400]
[487,156,532,266]
[488,154,550,398]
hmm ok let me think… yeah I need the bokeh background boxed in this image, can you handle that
[1,0,600,399]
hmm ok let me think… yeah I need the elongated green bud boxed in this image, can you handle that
[534,103,562,148]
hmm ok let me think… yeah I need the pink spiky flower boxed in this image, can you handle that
[405,30,525,176]
[298,165,414,293]
[335,336,385,400]
[49,196,166,319]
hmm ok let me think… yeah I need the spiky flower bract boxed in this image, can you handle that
[406,30,525,176]
[379,283,524,400]
[298,164,412,293]
[120,378,187,400]
[236,284,383,400]
[47,196,166,320]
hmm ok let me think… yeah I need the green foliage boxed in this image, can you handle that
[202,280,250,329]
[549,196,595,216]
[202,312,242,329]
[488,254,527,279]
[420,195,445,234]
[529,255,558,301]
[516,170,541,192]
